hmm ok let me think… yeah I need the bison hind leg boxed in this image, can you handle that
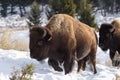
[77,60,84,72]
[48,59,63,72]
[89,52,97,74]
[77,56,88,73]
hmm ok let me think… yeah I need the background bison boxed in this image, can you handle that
[99,19,120,66]
[29,14,97,74]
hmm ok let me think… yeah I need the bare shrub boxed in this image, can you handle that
[10,63,35,80]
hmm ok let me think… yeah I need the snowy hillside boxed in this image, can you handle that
[0,13,120,80]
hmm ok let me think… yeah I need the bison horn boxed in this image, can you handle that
[42,29,47,38]
[26,19,34,27]
[109,23,115,33]
[42,29,52,41]
[48,36,52,41]
[109,26,115,33]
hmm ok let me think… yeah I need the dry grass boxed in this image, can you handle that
[0,27,28,33]
[12,39,29,51]
[0,29,13,50]
[116,73,120,80]
[0,28,29,51]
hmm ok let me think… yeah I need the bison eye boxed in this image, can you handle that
[38,41,43,46]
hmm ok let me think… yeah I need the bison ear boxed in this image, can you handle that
[42,28,52,42]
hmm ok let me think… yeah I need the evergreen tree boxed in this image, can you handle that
[101,0,114,14]
[60,0,76,17]
[48,0,76,18]
[78,0,97,29]
[115,0,120,13]
[89,0,100,8]
[1,0,9,17]
[9,0,17,15]
[28,0,41,26]
[74,0,81,13]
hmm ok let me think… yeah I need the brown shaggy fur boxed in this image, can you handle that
[29,14,97,74]
[99,19,120,66]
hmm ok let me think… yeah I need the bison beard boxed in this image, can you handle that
[29,14,97,74]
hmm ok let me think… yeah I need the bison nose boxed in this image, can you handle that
[30,55,34,58]
[99,43,104,48]
[30,54,35,58]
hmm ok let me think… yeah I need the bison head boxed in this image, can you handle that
[29,27,52,61]
[99,23,115,51]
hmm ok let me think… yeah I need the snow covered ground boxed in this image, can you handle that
[0,13,120,80]
[0,46,120,80]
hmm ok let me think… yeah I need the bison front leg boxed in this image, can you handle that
[48,59,63,72]
[63,55,75,74]
[77,56,89,72]
[110,50,116,66]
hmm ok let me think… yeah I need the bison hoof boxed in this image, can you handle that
[65,70,71,75]
[112,60,120,67]
[54,67,63,72]
[94,70,97,74]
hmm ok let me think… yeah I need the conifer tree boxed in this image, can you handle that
[29,0,41,26]
[1,0,9,17]
[48,0,76,18]
[78,0,97,29]
[60,0,76,17]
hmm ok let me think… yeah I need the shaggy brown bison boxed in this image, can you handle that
[99,19,120,66]
[29,14,97,74]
